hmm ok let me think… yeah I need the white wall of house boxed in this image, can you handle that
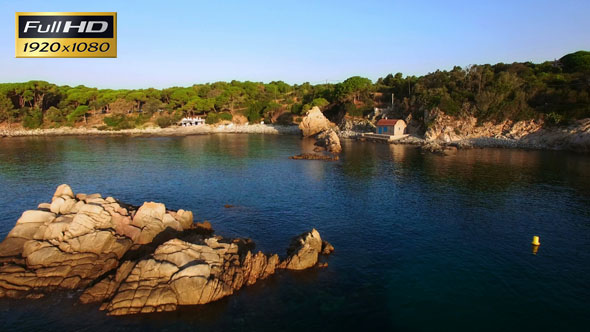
[394,122,406,136]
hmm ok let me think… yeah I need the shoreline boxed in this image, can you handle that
[2,123,589,154]
[358,133,590,154]
[0,124,301,138]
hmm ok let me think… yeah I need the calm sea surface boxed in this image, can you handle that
[0,134,589,331]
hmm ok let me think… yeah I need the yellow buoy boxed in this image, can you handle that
[531,236,540,246]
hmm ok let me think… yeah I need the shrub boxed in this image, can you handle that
[156,115,174,128]
[344,102,372,117]
[545,112,565,126]
[291,103,303,114]
[103,114,134,130]
[439,95,461,116]
[344,103,361,117]
[311,97,329,108]
[219,112,233,121]
[133,113,151,127]
[45,106,67,123]
[23,108,43,129]
[206,112,220,124]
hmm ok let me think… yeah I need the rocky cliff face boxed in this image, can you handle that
[424,108,590,151]
[424,108,544,142]
[338,117,375,138]
[0,185,333,315]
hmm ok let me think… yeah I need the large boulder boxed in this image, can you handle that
[0,185,195,298]
[299,106,334,137]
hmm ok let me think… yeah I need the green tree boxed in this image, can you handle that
[560,51,590,73]
[335,76,373,103]
[0,93,14,122]
[67,105,89,123]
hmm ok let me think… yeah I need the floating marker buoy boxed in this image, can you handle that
[531,236,540,246]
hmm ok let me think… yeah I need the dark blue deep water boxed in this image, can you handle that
[0,134,589,331]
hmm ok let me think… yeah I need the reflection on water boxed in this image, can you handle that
[0,134,589,331]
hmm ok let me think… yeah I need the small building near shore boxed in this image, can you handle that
[180,117,205,126]
[376,118,406,136]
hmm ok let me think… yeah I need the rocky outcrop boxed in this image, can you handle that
[314,129,342,154]
[82,229,332,316]
[423,108,590,152]
[0,185,193,298]
[280,229,324,270]
[299,106,334,137]
[297,107,342,155]
[339,117,375,138]
[0,185,333,315]
[424,108,544,142]
[83,237,280,315]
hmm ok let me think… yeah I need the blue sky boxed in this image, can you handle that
[1,0,589,89]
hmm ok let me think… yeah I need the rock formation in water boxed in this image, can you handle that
[298,106,342,154]
[290,153,339,161]
[0,185,333,315]
[299,106,333,137]
[314,129,342,154]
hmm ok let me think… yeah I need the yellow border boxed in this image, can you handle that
[15,12,117,58]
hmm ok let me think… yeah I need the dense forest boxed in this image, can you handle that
[0,51,589,130]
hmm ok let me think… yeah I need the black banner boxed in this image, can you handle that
[18,15,114,38]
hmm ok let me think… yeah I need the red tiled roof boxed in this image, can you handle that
[376,119,399,126]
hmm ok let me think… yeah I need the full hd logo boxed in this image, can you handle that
[15,12,117,58]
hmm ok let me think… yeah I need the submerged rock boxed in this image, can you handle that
[290,153,339,161]
[0,185,333,315]
[420,141,457,155]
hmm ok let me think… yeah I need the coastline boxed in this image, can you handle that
[2,122,589,154]
[0,124,301,138]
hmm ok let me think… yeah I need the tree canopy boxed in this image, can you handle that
[0,51,588,129]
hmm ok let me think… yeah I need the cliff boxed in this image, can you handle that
[424,108,590,152]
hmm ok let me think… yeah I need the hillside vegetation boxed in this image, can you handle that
[0,51,588,130]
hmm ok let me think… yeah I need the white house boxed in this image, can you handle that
[180,117,205,126]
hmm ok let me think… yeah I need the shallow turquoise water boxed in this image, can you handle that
[0,134,589,331]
